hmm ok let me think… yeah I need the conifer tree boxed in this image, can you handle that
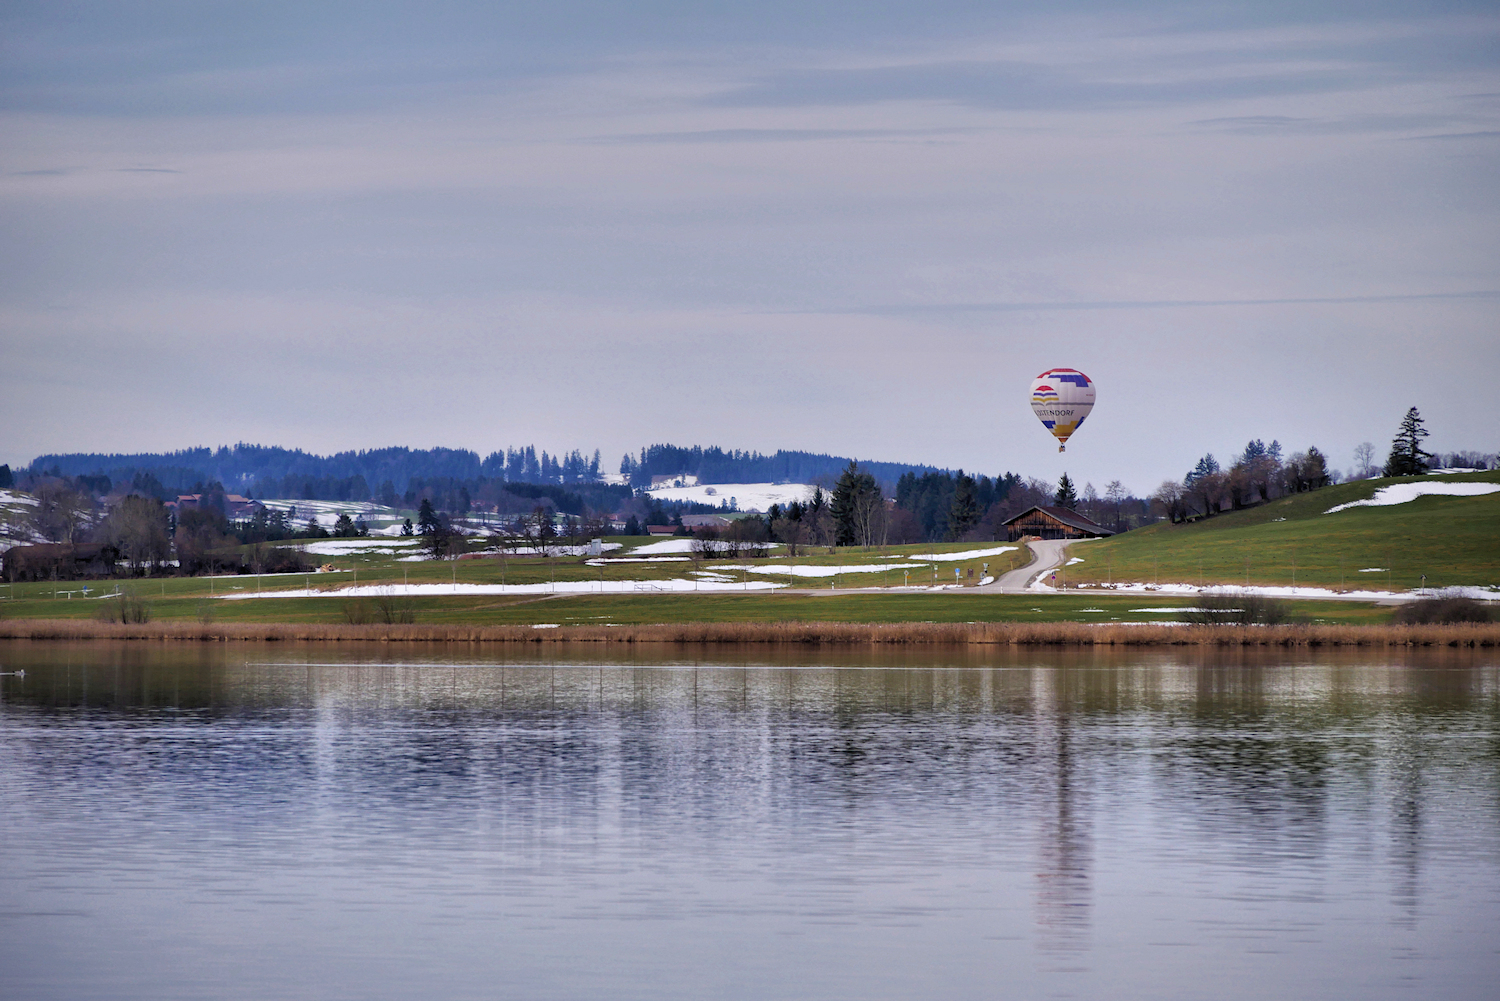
[1383,407,1432,476]
[417,498,439,535]
[946,473,979,539]
[1054,472,1078,509]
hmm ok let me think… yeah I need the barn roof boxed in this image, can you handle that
[1001,505,1115,536]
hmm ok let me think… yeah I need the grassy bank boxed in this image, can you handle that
[0,591,1398,626]
[1068,469,1500,591]
[1,617,1495,647]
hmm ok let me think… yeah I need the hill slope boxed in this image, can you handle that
[1064,470,1500,592]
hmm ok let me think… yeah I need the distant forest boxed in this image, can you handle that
[26,443,952,501]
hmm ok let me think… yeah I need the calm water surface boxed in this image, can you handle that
[1,641,1498,1000]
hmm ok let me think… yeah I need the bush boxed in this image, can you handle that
[1187,589,1290,626]
[374,592,416,624]
[1393,594,1493,625]
[97,590,150,623]
[342,599,373,624]
[248,544,311,574]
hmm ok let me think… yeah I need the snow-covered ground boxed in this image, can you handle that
[906,546,1018,562]
[1324,480,1500,514]
[623,538,695,555]
[259,499,401,529]
[1032,580,1500,601]
[222,578,788,599]
[586,556,691,564]
[299,538,424,556]
[0,490,45,552]
[644,482,817,512]
[477,543,623,557]
[715,562,926,579]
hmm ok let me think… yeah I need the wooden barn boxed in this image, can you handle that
[3,543,122,582]
[1002,506,1115,542]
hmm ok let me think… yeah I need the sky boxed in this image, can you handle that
[2,0,1497,495]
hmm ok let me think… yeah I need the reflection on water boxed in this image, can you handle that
[1,641,1497,1000]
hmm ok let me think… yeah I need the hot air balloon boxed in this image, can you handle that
[1030,369,1095,452]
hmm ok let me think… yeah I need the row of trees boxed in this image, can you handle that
[1151,439,1332,523]
[28,441,951,501]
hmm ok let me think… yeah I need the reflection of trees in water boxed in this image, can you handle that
[5,642,1497,918]
[1032,710,1092,957]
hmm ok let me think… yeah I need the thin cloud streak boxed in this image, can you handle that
[781,291,1500,315]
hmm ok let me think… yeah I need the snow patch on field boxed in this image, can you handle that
[716,562,923,579]
[628,538,697,555]
[1324,481,1500,514]
[259,498,399,528]
[300,538,423,556]
[624,538,774,556]
[586,556,689,564]
[1066,557,1085,566]
[223,578,787,599]
[477,543,622,557]
[1045,581,1500,601]
[907,546,1018,562]
[644,482,816,512]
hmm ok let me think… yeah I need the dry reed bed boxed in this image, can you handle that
[0,618,1496,647]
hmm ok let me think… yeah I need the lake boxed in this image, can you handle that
[1,641,1497,1000]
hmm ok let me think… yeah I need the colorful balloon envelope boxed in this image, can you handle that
[1030,368,1095,452]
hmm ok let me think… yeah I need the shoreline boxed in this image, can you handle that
[0,619,1496,647]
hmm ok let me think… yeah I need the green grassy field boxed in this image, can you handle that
[1065,470,1500,592]
[0,590,1394,626]
[4,471,1494,627]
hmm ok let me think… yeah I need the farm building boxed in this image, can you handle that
[3,543,122,582]
[1002,506,1115,542]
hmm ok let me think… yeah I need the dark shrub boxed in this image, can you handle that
[1393,595,1493,625]
[97,590,150,623]
[374,592,416,624]
[342,599,373,624]
[1187,589,1291,626]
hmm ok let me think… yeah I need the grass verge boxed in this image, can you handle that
[0,618,1495,647]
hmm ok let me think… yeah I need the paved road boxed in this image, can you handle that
[984,539,1071,592]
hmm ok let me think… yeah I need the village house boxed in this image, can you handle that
[167,493,265,519]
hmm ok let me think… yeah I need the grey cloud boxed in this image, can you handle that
[778,291,1500,316]
[584,127,977,144]
[1402,130,1500,140]
[706,25,1498,112]
[1186,113,1484,135]
[709,60,1372,111]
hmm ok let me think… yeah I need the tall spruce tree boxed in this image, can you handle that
[1054,473,1078,510]
[946,473,980,540]
[831,461,879,546]
[1384,407,1432,476]
[417,498,440,535]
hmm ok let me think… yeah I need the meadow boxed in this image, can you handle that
[1064,469,1500,592]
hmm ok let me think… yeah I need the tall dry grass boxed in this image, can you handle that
[0,618,1495,647]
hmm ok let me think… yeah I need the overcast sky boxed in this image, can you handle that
[2,1,1497,494]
